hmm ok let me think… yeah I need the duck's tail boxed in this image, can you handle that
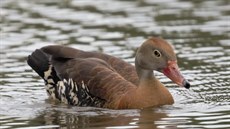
[27,49,60,99]
[27,49,49,78]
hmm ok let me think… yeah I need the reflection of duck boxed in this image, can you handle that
[27,37,190,109]
[32,107,173,129]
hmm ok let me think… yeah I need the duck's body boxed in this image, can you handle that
[27,37,190,109]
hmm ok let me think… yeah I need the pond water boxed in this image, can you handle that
[0,0,230,128]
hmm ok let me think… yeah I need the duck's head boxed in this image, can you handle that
[135,37,190,89]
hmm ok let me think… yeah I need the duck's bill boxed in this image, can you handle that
[162,61,190,89]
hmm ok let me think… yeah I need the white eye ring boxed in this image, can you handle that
[153,50,161,58]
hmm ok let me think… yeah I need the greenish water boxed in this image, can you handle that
[0,0,230,129]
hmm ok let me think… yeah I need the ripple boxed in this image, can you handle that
[77,36,95,43]
[69,44,98,52]
[219,40,230,46]
[1,0,230,129]
[97,32,124,40]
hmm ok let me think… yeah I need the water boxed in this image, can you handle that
[0,0,230,128]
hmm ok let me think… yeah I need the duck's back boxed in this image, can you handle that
[42,45,139,85]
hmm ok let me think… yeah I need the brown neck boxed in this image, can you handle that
[135,57,155,84]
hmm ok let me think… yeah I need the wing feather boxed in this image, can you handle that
[51,57,136,107]
[41,45,139,85]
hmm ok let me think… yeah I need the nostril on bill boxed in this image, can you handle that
[183,80,190,89]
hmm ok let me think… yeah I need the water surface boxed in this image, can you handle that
[0,0,230,128]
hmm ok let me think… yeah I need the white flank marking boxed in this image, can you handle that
[45,84,52,90]
[44,65,52,79]
[68,79,72,85]
[63,79,67,83]
[51,92,56,99]
[73,96,79,104]
[81,81,85,89]
[75,82,78,91]
[70,79,74,88]
[47,78,54,84]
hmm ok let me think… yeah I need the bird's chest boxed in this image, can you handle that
[119,84,174,109]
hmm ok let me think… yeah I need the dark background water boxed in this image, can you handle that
[0,0,230,129]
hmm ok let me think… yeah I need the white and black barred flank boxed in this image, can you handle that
[44,65,105,107]
[43,65,60,100]
[56,79,105,107]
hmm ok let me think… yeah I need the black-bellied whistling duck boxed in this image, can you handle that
[27,37,190,109]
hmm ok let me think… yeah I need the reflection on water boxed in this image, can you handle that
[29,107,168,129]
[0,0,230,128]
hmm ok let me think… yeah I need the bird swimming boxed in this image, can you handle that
[27,37,190,109]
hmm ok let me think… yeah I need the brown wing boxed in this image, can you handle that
[50,57,136,108]
[41,45,139,85]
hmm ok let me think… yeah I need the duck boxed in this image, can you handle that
[27,37,190,109]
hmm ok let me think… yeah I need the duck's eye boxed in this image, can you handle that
[153,50,161,58]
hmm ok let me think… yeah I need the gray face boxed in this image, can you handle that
[135,37,176,71]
